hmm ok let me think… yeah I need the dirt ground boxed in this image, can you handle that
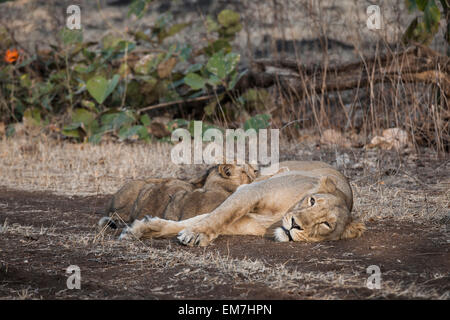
[0,139,448,299]
[0,187,448,300]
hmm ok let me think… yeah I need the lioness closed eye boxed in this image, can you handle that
[120,161,365,246]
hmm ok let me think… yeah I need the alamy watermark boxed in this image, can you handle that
[367,5,382,30]
[66,265,81,289]
[66,5,81,30]
[171,121,280,175]
[366,265,381,289]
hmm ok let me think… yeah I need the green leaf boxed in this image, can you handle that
[71,108,99,136]
[6,124,15,138]
[115,40,136,52]
[206,51,227,79]
[206,16,220,32]
[101,110,136,130]
[140,114,151,126]
[180,45,192,61]
[224,52,240,74]
[86,75,120,104]
[23,108,41,126]
[423,0,440,32]
[88,132,104,144]
[86,76,108,104]
[128,0,152,19]
[229,69,247,90]
[203,39,232,56]
[184,73,206,90]
[185,63,203,74]
[244,114,271,132]
[62,123,82,138]
[59,27,83,45]
[118,125,149,141]
[217,9,242,37]
[217,9,240,27]
[206,74,222,87]
[160,22,191,41]
[72,108,95,126]
[81,100,97,112]
[207,51,240,80]
[416,0,429,11]
[204,100,216,116]
[105,74,120,101]
[405,0,418,12]
[20,74,32,88]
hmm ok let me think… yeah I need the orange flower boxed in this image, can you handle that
[5,49,19,64]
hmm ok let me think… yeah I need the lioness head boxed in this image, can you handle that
[274,176,365,242]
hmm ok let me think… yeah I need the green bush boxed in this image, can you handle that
[0,5,257,143]
[403,0,449,45]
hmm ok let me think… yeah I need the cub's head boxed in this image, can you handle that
[274,176,365,242]
[217,163,257,185]
[190,163,257,191]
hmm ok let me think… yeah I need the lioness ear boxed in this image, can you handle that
[341,220,366,239]
[218,164,233,178]
[317,176,337,193]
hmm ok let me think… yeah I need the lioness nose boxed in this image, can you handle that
[291,217,303,230]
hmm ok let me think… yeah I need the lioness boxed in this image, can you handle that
[98,163,257,229]
[119,161,365,246]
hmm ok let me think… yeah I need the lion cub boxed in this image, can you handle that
[98,163,256,230]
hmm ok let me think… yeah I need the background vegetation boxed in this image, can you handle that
[0,0,448,151]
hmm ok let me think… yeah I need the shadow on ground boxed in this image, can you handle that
[0,187,448,299]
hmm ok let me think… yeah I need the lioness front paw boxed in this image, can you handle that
[119,226,134,240]
[118,218,146,240]
[140,216,170,238]
[177,229,215,247]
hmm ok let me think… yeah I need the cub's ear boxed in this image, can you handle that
[218,164,234,178]
[188,165,215,188]
[243,164,257,181]
[317,176,337,193]
[188,172,209,188]
[341,220,366,239]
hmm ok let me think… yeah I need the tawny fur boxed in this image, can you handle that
[99,164,257,230]
[120,161,365,246]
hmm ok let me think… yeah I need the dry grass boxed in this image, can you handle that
[0,0,448,300]
[1,135,448,223]
[0,136,189,196]
[2,220,448,299]
[0,136,448,299]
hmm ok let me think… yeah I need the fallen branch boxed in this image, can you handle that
[137,95,214,114]
[137,46,448,114]
[237,45,450,96]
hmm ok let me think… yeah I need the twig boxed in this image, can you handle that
[137,95,214,114]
